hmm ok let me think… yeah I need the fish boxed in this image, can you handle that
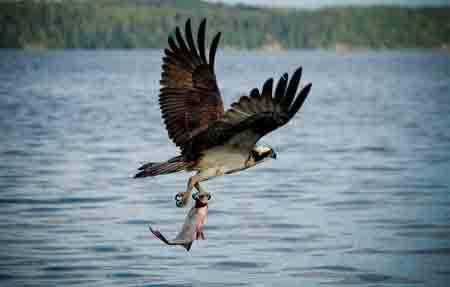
[149,191,211,251]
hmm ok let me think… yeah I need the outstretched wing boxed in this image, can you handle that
[159,19,224,152]
[186,67,312,155]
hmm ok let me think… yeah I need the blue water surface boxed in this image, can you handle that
[0,50,449,286]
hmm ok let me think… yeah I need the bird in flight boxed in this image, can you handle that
[135,19,312,207]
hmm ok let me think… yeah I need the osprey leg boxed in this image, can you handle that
[175,175,200,207]
[194,182,207,193]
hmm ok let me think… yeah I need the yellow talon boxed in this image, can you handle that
[175,192,190,207]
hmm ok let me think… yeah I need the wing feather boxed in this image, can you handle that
[282,67,302,108]
[185,67,312,156]
[185,20,201,65]
[197,19,207,64]
[274,73,288,103]
[168,36,179,53]
[209,32,222,71]
[175,27,190,55]
[289,83,312,118]
[159,19,224,152]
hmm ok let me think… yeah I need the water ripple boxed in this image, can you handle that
[1,50,449,287]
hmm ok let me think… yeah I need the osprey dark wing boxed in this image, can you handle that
[186,67,312,155]
[160,19,224,153]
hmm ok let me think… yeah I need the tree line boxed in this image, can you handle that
[1,0,449,49]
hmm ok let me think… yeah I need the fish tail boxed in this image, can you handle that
[149,226,173,245]
[184,242,193,251]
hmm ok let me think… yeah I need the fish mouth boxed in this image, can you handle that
[192,191,211,201]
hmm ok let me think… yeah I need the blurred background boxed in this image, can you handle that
[1,1,450,287]
[1,0,450,50]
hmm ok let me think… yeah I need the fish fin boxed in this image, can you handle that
[184,241,193,251]
[149,226,174,245]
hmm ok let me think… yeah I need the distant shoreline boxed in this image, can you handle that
[10,47,450,53]
[2,1,449,50]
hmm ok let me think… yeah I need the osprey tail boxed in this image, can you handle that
[134,155,191,178]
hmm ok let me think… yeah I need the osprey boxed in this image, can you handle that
[135,19,312,207]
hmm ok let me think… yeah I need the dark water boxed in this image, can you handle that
[1,50,449,286]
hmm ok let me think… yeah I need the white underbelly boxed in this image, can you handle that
[196,146,249,175]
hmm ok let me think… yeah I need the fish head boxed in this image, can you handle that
[192,191,211,206]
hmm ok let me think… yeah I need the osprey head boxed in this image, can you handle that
[252,145,277,163]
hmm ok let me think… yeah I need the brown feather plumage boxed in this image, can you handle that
[185,66,312,156]
[159,19,224,153]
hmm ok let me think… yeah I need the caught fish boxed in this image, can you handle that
[149,191,211,251]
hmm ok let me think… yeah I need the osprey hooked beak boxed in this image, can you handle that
[271,150,277,159]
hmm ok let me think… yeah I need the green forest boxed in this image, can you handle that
[1,0,450,49]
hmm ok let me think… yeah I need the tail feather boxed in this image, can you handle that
[134,155,190,178]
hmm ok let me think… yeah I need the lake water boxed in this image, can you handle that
[0,50,449,287]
